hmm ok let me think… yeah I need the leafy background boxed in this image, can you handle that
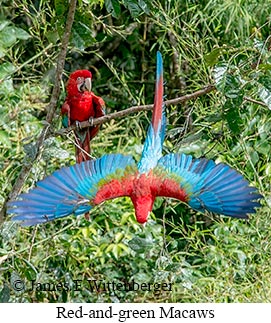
[0,0,270,302]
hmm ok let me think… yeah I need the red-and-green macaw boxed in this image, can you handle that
[8,52,262,226]
[61,70,105,163]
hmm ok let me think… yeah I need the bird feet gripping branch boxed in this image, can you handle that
[75,117,94,131]
[88,117,94,126]
[75,120,82,130]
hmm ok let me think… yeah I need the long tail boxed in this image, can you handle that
[75,129,92,163]
[157,153,262,218]
[152,51,164,135]
[138,51,166,173]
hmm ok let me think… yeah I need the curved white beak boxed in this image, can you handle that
[78,77,92,92]
[84,77,92,92]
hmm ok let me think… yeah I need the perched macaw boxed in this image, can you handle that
[8,52,262,226]
[61,70,105,163]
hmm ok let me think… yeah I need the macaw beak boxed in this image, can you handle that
[84,77,92,92]
[78,77,92,92]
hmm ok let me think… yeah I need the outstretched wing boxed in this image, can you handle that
[7,154,137,226]
[155,153,262,218]
[138,51,166,173]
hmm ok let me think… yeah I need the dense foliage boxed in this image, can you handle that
[0,0,270,302]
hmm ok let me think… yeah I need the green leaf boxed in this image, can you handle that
[45,30,59,44]
[258,75,271,90]
[224,100,243,135]
[22,258,38,281]
[72,21,95,50]
[112,244,119,259]
[205,47,225,66]
[250,150,259,165]
[0,79,14,94]
[71,29,85,50]
[254,39,269,55]
[0,222,18,240]
[257,75,271,109]
[0,284,10,303]
[258,63,271,71]
[23,142,38,160]
[0,26,17,48]
[0,62,16,79]
[265,163,271,176]
[105,0,121,18]
[138,0,150,14]
[213,63,242,99]
[43,138,70,160]
[213,63,228,91]
[0,62,15,94]
[0,20,10,32]
[258,85,271,109]
[0,130,12,148]
[13,27,31,40]
[124,0,142,18]
[255,141,271,155]
[54,0,68,17]
[0,46,6,58]
[128,236,153,253]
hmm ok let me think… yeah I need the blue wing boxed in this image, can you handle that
[138,51,166,173]
[157,153,262,218]
[7,154,136,226]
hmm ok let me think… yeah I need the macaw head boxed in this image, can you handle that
[66,69,92,96]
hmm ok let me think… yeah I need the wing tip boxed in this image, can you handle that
[10,214,49,226]
[158,152,263,219]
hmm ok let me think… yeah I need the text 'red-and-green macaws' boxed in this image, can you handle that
[61,70,105,163]
[8,52,262,226]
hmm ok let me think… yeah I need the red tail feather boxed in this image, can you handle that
[75,131,91,163]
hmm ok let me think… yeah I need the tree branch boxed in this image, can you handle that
[244,96,268,107]
[56,85,216,135]
[0,0,78,223]
[54,84,267,137]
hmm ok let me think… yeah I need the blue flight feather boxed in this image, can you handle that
[157,153,262,218]
[7,154,136,226]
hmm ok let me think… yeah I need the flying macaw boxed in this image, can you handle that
[7,52,262,226]
[61,70,105,163]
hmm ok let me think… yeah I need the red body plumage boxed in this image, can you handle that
[61,70,105,163]
[93,171,188,223]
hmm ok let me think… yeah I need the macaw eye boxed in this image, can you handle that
[76,77,84,83]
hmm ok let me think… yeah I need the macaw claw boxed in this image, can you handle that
[75,120,82,130]
[88,117,94,126]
